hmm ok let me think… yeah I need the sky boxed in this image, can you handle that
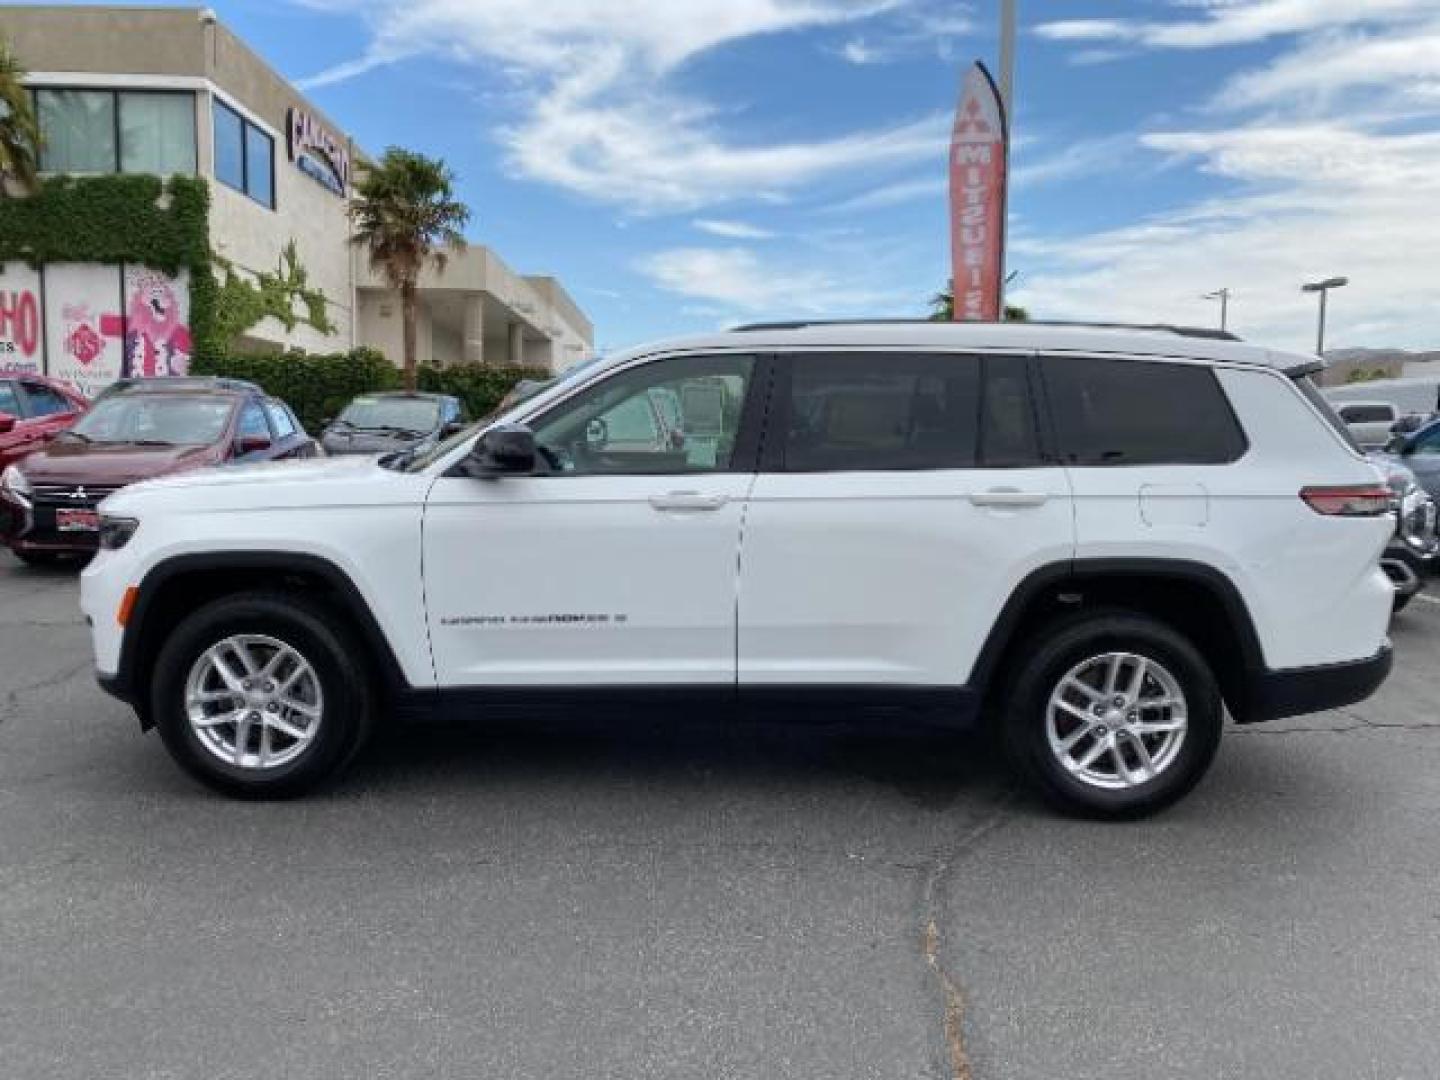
[25,0,1440,354]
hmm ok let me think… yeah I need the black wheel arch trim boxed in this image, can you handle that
[969,557,1270,717]
[104,552,411,727]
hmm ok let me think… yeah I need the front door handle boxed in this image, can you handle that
[649,491,730,512]
[970,488,1049,509]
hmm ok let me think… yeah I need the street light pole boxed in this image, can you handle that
[1301,276,1349,357]
[1202,288,1231,332]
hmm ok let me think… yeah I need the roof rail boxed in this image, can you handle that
[729,318,1241,342]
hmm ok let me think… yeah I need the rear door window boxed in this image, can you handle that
[1042,355,1247,466]
[237,401,271,441]
[781,352,982,471]
[778,352,1043,472]
[265,400,297,438]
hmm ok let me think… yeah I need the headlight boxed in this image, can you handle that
[1399,489,1438,554]
[1,465,31,508]
[97,515,139,551]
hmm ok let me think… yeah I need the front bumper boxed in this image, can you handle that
[1241,644,1393,724]
[1,490,102,555]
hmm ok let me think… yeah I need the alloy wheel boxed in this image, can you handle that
[1044,651,1189,791]
[183,634,325,770]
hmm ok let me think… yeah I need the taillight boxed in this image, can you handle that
[1300,485,1395,517]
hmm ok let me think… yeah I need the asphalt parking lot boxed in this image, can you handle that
[1,559,1437,1080]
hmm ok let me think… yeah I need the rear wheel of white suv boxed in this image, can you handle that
[150,592,375,799]
[1000,611,1223,819]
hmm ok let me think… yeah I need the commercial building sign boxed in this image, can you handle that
[0,263,44,374]
[45,264,125,398]
[287,108,350,196]
[948,62,1008,322]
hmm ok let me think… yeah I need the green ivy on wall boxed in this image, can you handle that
[0,174,208,270]
[0,174,337,363]
[211,239,337,349]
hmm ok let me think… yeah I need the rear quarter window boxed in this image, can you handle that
[1337,404,1393,424]
[1042,355,1247,466]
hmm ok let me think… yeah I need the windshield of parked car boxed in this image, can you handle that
[69,394,235,446]
[335,396,441,435]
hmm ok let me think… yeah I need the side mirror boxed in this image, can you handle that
[0,412,15,435]
[466,423,536,477]
[236,434,272,456]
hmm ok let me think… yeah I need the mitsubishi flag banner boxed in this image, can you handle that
[949,62,1008,322]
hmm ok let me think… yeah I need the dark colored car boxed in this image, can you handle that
[1381,417,1440,506]
[0,380,315,565]
[320,392,465,457]
[0,374,89,471]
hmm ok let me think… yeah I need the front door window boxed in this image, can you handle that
[529,354,756,475]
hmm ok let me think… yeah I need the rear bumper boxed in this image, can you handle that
[1241,644,1393,724]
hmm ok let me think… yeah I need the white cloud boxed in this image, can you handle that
[1011,123,1440,351]
[638,246,909,315]
[838,37,884,64]
[1035,0,1433,50]
[830,4,975,65]
[692,219,778,240]
[1223,20,1440,107]
[297,0,947,213]
[1034,19,1141,43]
[822,134,1135,214]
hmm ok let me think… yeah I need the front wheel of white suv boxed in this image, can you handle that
[1000,611,1224,819]
[150,592,376,798]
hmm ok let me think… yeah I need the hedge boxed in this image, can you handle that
[194,349,550,432]
[417,362,551,420]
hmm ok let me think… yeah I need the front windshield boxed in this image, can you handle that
[396,354,611,474]
[336,396,441,434]
[69,395,235,446]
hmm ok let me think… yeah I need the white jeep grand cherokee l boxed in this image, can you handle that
[81,321,1395,817]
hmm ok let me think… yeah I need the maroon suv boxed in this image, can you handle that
[0,379,314,565]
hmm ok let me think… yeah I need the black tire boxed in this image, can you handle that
[999,610,1223,820]
[150,592,376,799]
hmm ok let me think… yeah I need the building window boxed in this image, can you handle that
[36,89,116,173]
[119,92,197,175]
[213,99,274,209]
[36,88,197,175]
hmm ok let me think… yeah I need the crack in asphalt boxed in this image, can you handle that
[915,793,1017,1080]
[1233,715,1440,736]
[1,659,94,718]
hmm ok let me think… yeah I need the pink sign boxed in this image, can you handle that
[44,264,125,398]
[123,266,191,378]
[948,62,1008,323]
[0,263,44,374]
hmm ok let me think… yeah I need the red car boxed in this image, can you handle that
[0,374,88,471]
[1,379,315,565]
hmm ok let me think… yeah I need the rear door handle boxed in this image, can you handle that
[969,488,1049,509]
[649,491,730,512]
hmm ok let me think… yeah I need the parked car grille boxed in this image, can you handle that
[30,484,123,510]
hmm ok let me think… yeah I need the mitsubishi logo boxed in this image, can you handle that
[71,487,88,501]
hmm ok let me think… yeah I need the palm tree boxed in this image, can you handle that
[927,281,1027,322]
[0,34,41,196]
[350,148,469,389]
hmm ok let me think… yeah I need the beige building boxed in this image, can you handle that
[1,4,592,381]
